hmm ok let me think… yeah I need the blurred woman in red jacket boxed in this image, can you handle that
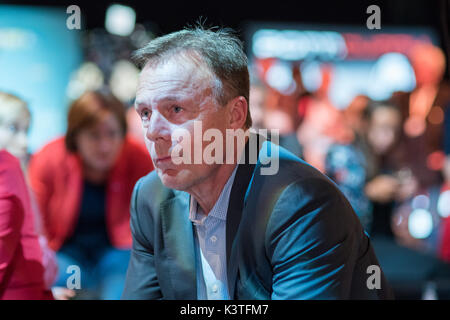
[0,92,53,299]
[29,90,153,299]
[0,151,54,299]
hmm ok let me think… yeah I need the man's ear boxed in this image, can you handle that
[228,96,248,129]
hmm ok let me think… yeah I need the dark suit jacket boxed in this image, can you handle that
[122,137,394,299]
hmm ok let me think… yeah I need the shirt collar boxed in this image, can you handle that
[189,164,239,224]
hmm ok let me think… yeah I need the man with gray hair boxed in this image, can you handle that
[122,25,393,300]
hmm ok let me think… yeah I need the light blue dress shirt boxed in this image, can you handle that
[189,165,238,300]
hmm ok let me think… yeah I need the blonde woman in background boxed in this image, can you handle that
[0,92,72,299]
[0,92,30,168]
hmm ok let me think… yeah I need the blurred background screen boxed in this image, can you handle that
[246,24,438,108]
[0,5,82,153]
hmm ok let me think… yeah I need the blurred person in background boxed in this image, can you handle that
[250,80,303,158]
[343,95,370,136]
[0,92,54,299]
[254,59,306,131]
[297,65,353,172]
[324,100,450,299]
[391,44,450,189]
[248,82,266,130]
[28,89,153,299]
[326,100,418,234]
[391,154,450,257]
[297,96,353,172]
[391,109,450,260]
[251,60,311,159]
[263,109,303,159]
[0,92,30,167]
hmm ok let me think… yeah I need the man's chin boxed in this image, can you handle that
[157,169,188,191]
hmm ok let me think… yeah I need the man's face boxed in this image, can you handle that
[135,54,230,191]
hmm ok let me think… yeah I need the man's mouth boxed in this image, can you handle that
[156,156,172,164]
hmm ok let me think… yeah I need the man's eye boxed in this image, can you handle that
[140,110,151,119]
[172,105,183,114]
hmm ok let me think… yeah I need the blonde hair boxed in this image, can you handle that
[0,91,30,124]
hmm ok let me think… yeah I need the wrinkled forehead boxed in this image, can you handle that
[136,52,216,101]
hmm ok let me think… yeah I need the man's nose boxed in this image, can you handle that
[145,111,171,142]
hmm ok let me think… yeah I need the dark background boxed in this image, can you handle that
[1,0,444,29]
[2,0,449,78]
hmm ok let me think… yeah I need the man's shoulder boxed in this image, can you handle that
[252,140,352,218]
[255,140,335,190]
[257,143,361,251]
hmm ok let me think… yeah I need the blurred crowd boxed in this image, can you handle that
[1,25,450,299]
[247,42,450,298]
[250,43,450,254]
[0,89,152,299]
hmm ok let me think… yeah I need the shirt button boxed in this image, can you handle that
[210,235,217,243]
[212,284,218,293]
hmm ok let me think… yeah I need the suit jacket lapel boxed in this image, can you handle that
[160,192,197,299]
[226,134,262,297]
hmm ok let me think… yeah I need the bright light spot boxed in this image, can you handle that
[66,62,104,100]
[105,4,136,37]
[252,29,347,61]
[0,28,37,50]
[265,61,296,94]
[426,151,446,171]
[411,194,430,210]
[408,208,433,239]
[396,215,403,226]
[368,53,416,100]
[437,190,450,218]
[404,116,426,137]
[300,61,323,92]
[109,60,139,102]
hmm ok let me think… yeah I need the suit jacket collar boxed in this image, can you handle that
[159,192,197,299]
[225,155,257,298]
[226,133,262,297]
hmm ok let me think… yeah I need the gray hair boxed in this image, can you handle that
[132,25,252,128]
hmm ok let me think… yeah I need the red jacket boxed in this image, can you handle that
[439,183,450,262]
[0,150,52,299]
[28,136,153,251]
